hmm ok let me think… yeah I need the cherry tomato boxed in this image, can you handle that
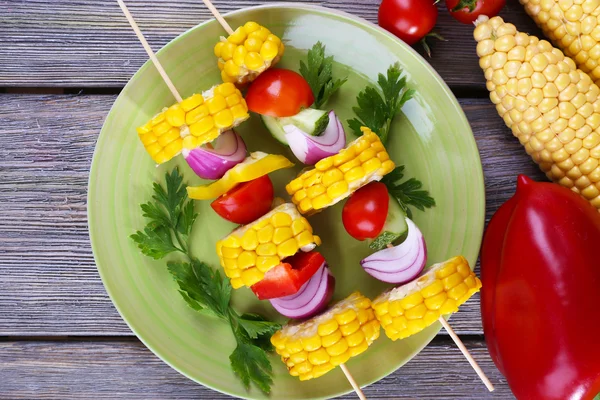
[446,0,505,24]
[210,175,274,225]
[245,69,315,117]
[342,182,389,241]
[378,0,438,45]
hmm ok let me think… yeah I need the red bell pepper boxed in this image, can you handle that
[481,175,600,400]
[251,251,325,300]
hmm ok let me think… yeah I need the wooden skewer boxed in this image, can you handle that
[116,0,183,103]
[438,317,494,392]
[200,0,234,35]
[382,245,494,391]
[340,363,367,400]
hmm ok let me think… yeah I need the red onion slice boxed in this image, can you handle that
[360,218,427,284]
[283,111,346,165]
[182,130,247,180]
[270,263,335,319]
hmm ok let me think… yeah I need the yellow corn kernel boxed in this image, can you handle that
[335,309,357,325]
[424,292,448,310]
[185,104,209,125]
[345,166,366,182]
[273,227,294,245]
[277,238,298,258]
[301,336,322,352]
[286,339,304,354]
[421,280,444,298]
[261,40,279,60]
[325,338,348,357]
[206,95,227,115]
[362,157,382,174]
[321,330,342,348]
[241,267,263,286]
[312,194,332,210]
[329,352,351,366]
[306,185,326,199]
[214,109,234,129]
[291,219,305,236]
[443,272,464,290]
[399,292,424,309]
[312,363,335,378]
[241,229,258,251]
[256,255,280,273]
[189,117,214,137]
[339,158,361,173]
[256,243,277,256]
[345,329,366,348]
[230,278,244,289]
[439,298,458,315]
[308,348,330,365]
[348,340,369,357]
[448,282,469,301]
[317,319,339,336]
[222,246,242,259]
[289,351,308,364]
[271,212,292,227]
[257,225,274,243]
[340,319,361,337]
[237,251,257,270]
[165,104,186,127]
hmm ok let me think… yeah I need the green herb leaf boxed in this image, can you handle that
[369,231,403,251]
[300,42,347,108]
[130,226,181,259]
[229,336,274,394]
[348,63,414,145]
[382,166,436,219]
[153,168,188,222]
[177,200,198,237]
[167,259,231,320]
[238,313,282,340]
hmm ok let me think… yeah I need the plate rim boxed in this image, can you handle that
[88,3,486,399]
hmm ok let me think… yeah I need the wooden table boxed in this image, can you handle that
[0,0,547,398]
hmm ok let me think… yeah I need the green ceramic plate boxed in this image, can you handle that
[89,4,484,399]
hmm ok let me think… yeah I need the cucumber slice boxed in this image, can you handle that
[368,195,408,251]
[262,108,330,145]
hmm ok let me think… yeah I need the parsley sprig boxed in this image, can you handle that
[381,165,436,219]
[300,42,347,109]
[348,63,414,145]
[131,168,280,394]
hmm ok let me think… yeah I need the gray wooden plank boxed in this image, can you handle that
[0,338,514,399]
[0,0,542,89]
[0,94,546,336]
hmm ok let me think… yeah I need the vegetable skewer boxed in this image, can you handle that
[201,0,234,35]
[373,251,494,392]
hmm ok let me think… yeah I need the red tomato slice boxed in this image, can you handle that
[251,251,325,300]
[245,69,314,117]
[210,175,274,225]
[445,0,505,24]
[342,182,389,241]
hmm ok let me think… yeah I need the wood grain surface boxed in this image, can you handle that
[0,0,543,90]
[0,338,513,399]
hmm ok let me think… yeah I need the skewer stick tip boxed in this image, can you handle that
[340,363,367,400]
[439,317,495,392]
[201,0,234,35]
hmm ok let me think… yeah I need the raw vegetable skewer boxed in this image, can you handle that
[201,0,234,35]
[376,249,494,392]
[271,292,379,398]
[116,0,182,103]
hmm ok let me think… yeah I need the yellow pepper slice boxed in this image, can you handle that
[187,152,294,200]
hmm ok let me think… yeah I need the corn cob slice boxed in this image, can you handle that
[285,127,396,215]
[216,203,321,289]
[136,83,249,164]
[475,16,600,209]
[214,21,285,85]
[519,0,600,87]
[270,292,380,381]
[372,256,481,341]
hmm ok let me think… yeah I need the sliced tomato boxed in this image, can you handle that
[251,251,325,300]
[210,175,274,225]
[245,69,314,117]
[342,182,389,241]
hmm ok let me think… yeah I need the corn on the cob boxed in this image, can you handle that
[372,256,481,341]
[519,0,600,87]
[270,292,380,381]
[214,21,285,85]
[216,203,321,289]
[285,127,395,215]
[136,83,249,164]
[475,16,600,209]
